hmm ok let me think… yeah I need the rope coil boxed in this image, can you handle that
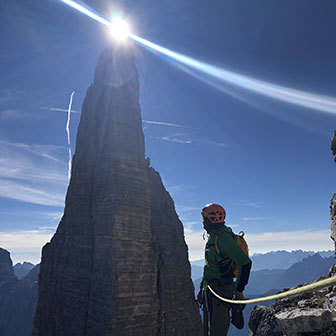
[207,275,336,304]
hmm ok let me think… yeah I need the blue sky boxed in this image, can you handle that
[1,0,335,264]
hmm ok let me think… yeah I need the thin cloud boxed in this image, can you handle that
[0,178,65,207]
[198,139,228,148]
[143,120,190,128]
[0,109,33,120]
[239,200,262,208]
[66,91,75,179]
[242,217,272,221]
[0,139,68,206]
[157,136,193,144]
[152,135,228,148]
[41,107,81,114]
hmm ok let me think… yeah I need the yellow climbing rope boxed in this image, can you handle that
[207,275,336,304]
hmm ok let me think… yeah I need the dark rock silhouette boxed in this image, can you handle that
[32,45,202,336]
[248,131,336,336]
[0,248,39,336]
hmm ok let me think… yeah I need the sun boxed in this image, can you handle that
[109,16,130,41]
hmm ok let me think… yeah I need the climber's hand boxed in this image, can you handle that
[234,291,246,301]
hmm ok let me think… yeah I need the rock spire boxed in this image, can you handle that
[32,45,202,335]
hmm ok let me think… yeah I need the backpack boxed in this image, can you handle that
[214,228,249,278]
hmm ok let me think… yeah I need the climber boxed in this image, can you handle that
[197,203,252,336]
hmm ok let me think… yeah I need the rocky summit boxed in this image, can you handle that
[32,45,202,336]
[248,131,336,336]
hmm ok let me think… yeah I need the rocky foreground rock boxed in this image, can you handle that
[0,248,39,336]
[248,131,336,336]
[32,45,202,335]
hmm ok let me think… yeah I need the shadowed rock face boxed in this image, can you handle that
[0,248,39,336]
[32,45,202,336]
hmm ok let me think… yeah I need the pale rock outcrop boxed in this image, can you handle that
[32,45,202,336]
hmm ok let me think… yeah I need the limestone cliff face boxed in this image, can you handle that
[32,45,202,336]
[248,131,336,336]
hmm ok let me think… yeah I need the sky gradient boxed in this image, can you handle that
[1,0,335,263]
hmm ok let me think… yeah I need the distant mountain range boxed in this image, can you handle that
[250,249,334,270]
[13,262,35,278]
[190,249,334,275]
[191,251,335,336]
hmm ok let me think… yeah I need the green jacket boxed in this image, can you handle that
[202,225,252,292]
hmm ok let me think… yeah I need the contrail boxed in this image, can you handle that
[58,0,336,116]
[66,91,75,180]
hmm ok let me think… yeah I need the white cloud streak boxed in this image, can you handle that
[66,91,75,180]
[0,140,67,206]
[239,200,262,208]
[143,120,189,128]
[41,107,81,113]
[156,136,193,144]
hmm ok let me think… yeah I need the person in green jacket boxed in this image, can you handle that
[197,203,252,336]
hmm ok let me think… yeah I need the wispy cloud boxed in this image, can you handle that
[185,229,334,261]
[152,134,228,148]
[0,228,55,264]
[143,120,191,128]
[66,92,75,179]
[0,139,68,206]
[242,217,272,221]
[156,136,193,144]
[239,200,262,208]
[41,107,81,114]
[0,178,65,206]
[197,139,228,148]
[0,109,33,120]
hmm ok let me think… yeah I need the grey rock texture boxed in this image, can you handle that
[248,266,336,336]
[248,132,336,335]
[0,248,39,336]
[32,45,202,336]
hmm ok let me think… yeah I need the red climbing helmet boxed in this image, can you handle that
[201,203,226,223]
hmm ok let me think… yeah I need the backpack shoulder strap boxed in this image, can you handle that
[214,228,234,255]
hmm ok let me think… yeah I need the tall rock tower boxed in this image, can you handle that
[32,45,202,335]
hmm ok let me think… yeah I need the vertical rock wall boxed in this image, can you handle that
[32,45,201,336]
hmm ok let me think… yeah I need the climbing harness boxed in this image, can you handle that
[208,275,336,304]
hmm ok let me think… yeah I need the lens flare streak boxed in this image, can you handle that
[130,34,336,115]
[59,0,336,115]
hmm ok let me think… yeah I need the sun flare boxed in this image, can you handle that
[109,16,130,41]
